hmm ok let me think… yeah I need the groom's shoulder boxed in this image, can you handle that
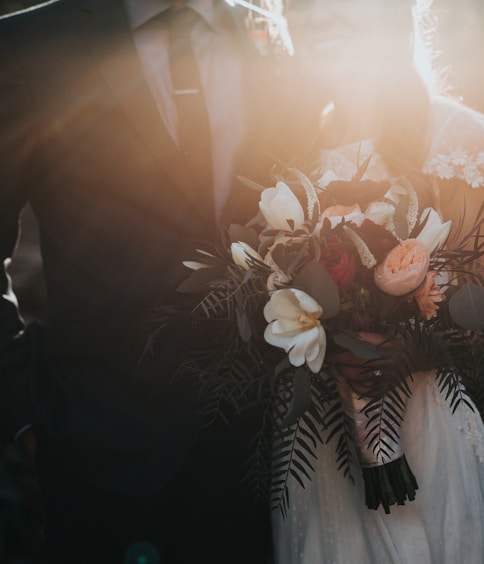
[0,0,97,63]
[0,0,72,24]
[0,0,107,39]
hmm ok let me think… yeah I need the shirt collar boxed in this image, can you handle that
[124,0,219,31]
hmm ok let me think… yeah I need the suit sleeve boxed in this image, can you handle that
[0,26,39,443]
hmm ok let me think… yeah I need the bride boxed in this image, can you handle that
[272,1,484,562]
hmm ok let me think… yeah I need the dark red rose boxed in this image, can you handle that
[319,179,391,211]
[351,219,400,263]
[319,242,357,289]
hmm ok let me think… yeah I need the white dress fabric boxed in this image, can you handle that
[272,98,484,564]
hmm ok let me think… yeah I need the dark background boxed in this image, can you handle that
[0,0,483,562]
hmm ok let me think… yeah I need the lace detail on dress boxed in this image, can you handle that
[316,98,484,190]
[422,97,484,189]
[425,373,484,465]
[453,398,484,465]
[423,149,484,188]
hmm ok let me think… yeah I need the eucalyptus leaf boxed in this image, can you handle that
[228,223,259,249]
[293,261,340,319]
[449,283,484,331]
[279,367,312,428]
[333,333,382,359]
[393,192,410,240]
[271,243,290,271]
[236,175,267,193]
[176,265,224,293]
[274,356,291,376]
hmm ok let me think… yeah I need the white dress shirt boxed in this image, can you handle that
[123,0,250,221]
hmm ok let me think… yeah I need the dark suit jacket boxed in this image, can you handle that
[0,0,268,495]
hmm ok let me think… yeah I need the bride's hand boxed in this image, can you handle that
[327,332,391,397]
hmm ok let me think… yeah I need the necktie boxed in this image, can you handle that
[167,6,213,217]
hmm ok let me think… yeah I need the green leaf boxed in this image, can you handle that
[293,261,340,319]
[236,175,267,193]
[291,459,312,482]
[236,307,252,342]
[449,283,484,331]
[393,191,410,240]
[332,333,381,359]
[294,448,315,470]
[299,419,321,446]
[228,223,259,249]
[176,265,225,293]
[296,436,318,459]
[279,367,312,428]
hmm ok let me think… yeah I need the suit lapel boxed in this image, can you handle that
[75,0,197,202]
[75,0,261,227]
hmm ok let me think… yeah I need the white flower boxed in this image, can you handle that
[183,249,216,270]
[416,207,452,254]
[364,200,395,226]
[383,178,419,233]
[230,241,263,270]
[182,261,211,270]
[263,288,326,373]
[317,170,338,189]
[259,182,305,231]
[320,204,366,229]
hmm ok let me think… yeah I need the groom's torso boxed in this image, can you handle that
[0,0,267,491]
[1,0,262,321]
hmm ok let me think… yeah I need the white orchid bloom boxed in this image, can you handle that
[416,207,452,254]
[230,241,263,270]
[259,181,305,231]
[264,288,326,373]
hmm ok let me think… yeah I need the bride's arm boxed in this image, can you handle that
[424,99,484,252]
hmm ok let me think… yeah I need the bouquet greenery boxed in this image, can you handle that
[162,160,484,514]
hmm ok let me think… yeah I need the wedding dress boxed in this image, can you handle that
[272,97,484,564]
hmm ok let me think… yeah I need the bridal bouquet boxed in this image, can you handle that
[167,161,484,514]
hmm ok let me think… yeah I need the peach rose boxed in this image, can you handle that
[374,239,430,296]
[413,271,445,319]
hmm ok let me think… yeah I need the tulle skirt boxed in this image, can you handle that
[273,371,484,564]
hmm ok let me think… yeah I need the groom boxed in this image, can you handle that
[0,0,277,562]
